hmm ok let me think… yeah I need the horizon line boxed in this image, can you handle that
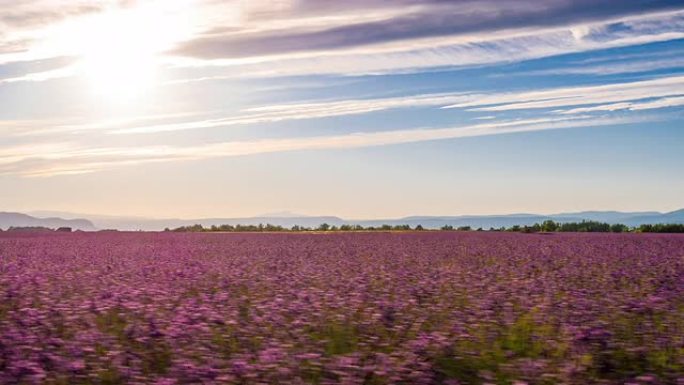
[6,207,682,221]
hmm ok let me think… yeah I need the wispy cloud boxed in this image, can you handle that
[1,1,682,180]
[0,1,107,28]
[557,96,684,114]
[167,8,684,77]
[2,70,679,146]
[512,57,684,77]
[0,115,646,177]
[175,1,683,60]
[0,112,213,138]
[114,74,684,134]
[0,1,117,64]
[0,64,76,83]
[2,74,668,138]
[2,94,475,137]
[2,1,683,83]
[444,74,684,112]
[110,93,476,134]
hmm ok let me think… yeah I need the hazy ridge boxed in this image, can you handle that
[2,209,681,231]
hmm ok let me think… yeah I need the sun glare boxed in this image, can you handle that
[79,14,157,99]
[59,1,195,101]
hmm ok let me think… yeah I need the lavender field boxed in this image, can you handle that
[1,232,683,385]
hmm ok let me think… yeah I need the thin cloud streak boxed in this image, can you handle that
[557,96,684,114]
[0,116,645,177]
[2,5,683,83]
[0,64,76,83]
[110,93,476,135]
[167,10,684,78]
[0,112,211,138]
[444,75,684,112]
[3,73,679,140]
[175,1,683,59]
[113,74,684,135]
[513,57,684,77]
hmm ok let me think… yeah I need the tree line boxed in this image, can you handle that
[165,221,684,233]
[499,221,684,233]
[166,223,426,232]
[0,226,74,232]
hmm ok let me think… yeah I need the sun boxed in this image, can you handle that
[79,14,157,99]
[60,1,195,101]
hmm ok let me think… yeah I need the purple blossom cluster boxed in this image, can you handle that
[1,231,683,384]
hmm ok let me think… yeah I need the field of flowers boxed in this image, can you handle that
[0,231,683,384]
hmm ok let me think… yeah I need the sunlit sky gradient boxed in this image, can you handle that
[1,0,683,219]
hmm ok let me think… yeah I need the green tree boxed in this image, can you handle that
[610,223,629,233]
[541,220,558,232]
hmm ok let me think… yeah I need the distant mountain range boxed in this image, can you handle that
[0,212,96,231]
[0,209,680,231]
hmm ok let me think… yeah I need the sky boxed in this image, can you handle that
[0,0,683,219]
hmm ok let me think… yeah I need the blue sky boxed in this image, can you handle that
[0,0,683,218]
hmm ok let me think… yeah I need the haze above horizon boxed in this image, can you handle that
[1,0,683,218]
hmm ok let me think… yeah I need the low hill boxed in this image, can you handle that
[20,209,684,231]
[0,212,96,231]
[620,209,684,226]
